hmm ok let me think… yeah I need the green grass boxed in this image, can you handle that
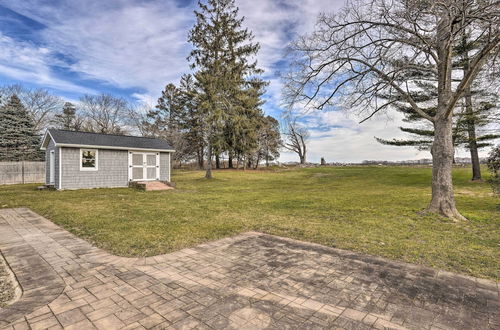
[0,166,498,280]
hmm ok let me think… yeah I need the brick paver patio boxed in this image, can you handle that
[0,208,498,329]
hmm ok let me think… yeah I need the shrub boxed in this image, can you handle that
[486,145,500,195]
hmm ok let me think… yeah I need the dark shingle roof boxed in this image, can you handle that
[46,129,173,151]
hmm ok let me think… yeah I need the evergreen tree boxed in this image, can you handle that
[0,95,42,161]
[154,83,183,130]
[177,74,206,168]
[255,115,281,167]
[188,0,265,178]
[455,31,499,180]
[375,77,438,150]
[0,84,62,132]
[53,102,82,130]
[143,76,206,166]
[225,79,267,169]
[375,36,499,179]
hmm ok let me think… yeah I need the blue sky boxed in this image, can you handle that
[0,0,486,162]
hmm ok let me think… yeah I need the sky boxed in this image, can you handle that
[0,0,494,163]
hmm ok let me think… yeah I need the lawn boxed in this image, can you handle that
[0,166,498,280]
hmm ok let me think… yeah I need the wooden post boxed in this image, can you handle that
[22,160,25,184]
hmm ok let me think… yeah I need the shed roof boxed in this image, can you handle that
[41,129,174,152]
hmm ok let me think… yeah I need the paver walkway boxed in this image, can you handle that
[0,208,498,330]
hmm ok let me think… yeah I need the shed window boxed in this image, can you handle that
[80,149,98,171]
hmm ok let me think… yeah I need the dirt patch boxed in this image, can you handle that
[311,173,332,178]
[455,189,493,197]
[0,254,16,307]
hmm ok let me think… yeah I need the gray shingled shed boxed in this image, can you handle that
[40,129,174,190]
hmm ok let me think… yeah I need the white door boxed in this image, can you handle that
[129,152,159,181]
[49,150,55,184]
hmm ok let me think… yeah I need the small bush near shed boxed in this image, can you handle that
[486,146,500,195]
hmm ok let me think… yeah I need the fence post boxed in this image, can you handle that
[22,160,25,184]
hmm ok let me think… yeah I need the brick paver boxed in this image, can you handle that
[0,208,498,329]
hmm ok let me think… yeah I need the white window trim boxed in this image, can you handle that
[80,148,98,171]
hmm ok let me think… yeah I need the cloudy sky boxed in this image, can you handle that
[0,0,489,162]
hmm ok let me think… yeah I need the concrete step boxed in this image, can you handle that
[129,181,174,191]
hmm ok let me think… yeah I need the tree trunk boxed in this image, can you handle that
[228,156,233,168]
[299,153,306,164]
[462,35,482,181]
[425,15,466,221]
[205,144,213,179]
[465,89,481,180]
[197,147,204,169]
[426,117,466,221]
[215,154,221,169]
[301,137,307,164]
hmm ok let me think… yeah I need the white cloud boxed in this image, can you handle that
[0,33,94,94]
[41,1,193,94]
[2,0,193,95]
[238,0,347,114]
[131,92,156,106]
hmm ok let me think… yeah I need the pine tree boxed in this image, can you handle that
[154,83,183,130]
[188,0,265,178]
[455,32,499,180]
[177,74,206,168]
[53,102,82,130]
[0,95,42,161]
[375,78,437,150]
[256,115,281,167]
[142,76,206,166]
[375,36,499,178]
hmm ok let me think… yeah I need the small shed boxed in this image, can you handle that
[40,129,174,190]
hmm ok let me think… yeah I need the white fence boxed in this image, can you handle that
[0,161,45,185]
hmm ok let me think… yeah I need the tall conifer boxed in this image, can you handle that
[188,0,265,178]
[0,95,42,161]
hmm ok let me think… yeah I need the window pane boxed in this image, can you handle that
[147,167,156,179]
[133,167,143,180]
[82,150,96,168]
[132,154,143,166]
[146,154,156,166]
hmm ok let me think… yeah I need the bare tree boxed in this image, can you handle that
[127,102,157,137]
[284,0,500,220]
[283,115,309,164]
[0,84,62,132]
[79,94,130,134]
